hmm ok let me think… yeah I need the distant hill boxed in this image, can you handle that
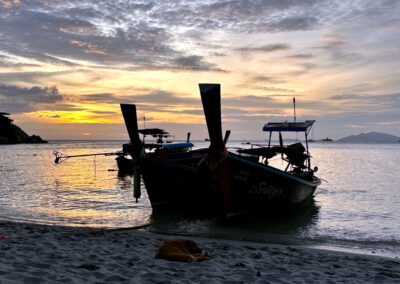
[0,112,47,144]
[337,132,400,143]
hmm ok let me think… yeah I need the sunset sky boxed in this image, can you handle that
[0,0,399,140]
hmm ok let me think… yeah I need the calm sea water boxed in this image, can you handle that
[1,140,399,257]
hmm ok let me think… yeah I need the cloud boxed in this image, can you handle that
[0,70,86,85]
[0,84,62,102]
[329,93,400,102]
[0,84,64,113]
[314,33,364,65]
[286,54,314,59]
[327,93,400,116]
[267,16,318,32]
[89,110,118,115]
[40,104,86,112]
[251,76,285,84]
[0,84,65,114]
[80,90,200,107]
[171,55,227,72]
[0,2,224,72]
[235,44,290,53]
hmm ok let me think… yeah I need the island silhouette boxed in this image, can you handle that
[0,112,47,144]
[337,132,400,143]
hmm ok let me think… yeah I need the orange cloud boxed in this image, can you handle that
[70,40,107,55]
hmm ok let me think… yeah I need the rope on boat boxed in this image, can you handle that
[199,147,229,171]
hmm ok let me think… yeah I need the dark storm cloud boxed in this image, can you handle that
[0,84,64,113]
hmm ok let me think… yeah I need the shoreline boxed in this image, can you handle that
[1,221,399,283]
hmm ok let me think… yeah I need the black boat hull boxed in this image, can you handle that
[115,156,134,175]
[138,152,320,214]
[140,156,219,211]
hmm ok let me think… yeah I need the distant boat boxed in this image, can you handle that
[321,137,333,142]
[116,129,192,175]
[308,139,316,143]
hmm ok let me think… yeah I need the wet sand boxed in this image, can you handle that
[1,221,399,283]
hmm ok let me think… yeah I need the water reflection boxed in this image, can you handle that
[1,141,400,248]
[0,141,152,228]
[148,200,321,244]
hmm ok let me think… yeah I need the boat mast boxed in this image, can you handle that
[143,116,146,144]
[293,97,296,123]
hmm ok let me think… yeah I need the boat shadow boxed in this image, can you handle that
[147,200,321,244]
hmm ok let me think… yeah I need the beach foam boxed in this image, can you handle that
[1,221,399,283]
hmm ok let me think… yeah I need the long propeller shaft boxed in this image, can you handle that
[53,150,120,164]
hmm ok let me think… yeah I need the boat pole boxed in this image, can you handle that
[199,83,232,214]
[121,104,143,202]
[293,97,296,123]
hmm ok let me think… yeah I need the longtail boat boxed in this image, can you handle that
[120,84,321,216]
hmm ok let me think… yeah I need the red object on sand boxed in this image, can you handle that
[1,234,9,240]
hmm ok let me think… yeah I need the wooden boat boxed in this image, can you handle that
[120,84,321,216]
[115,129,192,175]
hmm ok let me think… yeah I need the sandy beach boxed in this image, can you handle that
[1,221,399,283]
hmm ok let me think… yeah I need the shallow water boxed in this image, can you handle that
[1,141,399,257]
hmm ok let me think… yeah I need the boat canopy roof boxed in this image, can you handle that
[263,120,315,132]
[139,128,169,136]
[162,142,194,149]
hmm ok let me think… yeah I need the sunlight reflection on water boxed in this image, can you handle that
[0,141,151,228]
